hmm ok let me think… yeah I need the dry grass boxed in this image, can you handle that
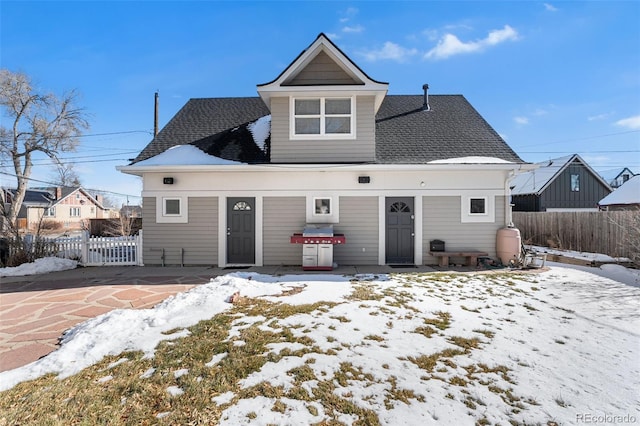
[0,271,550,425]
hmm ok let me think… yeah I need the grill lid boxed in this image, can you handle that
[302,224,334,237]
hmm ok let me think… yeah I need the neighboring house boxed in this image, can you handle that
[598,174,640,211]
[119,33,533,267]
[510,154,612,212]
[2,186,109,232]
[1,188,54,232]
[608,167,636,189]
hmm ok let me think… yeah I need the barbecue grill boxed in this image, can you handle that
[290,224,346,270]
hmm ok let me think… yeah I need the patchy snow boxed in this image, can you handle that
[428,156,513,164]
[599,174,640,206]
[528,245,631,263]
[248,115,271,153]
[1,266,639,424]
[133,145,244,166]
[0,257,77,277]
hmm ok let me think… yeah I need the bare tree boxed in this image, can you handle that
[51,161,82,187]
[0,69,89,231]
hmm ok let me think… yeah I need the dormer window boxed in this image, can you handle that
[291,97,355,139]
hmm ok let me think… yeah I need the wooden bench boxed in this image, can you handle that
[428,250,489,267]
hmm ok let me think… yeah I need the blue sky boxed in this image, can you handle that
[1,1,639,205]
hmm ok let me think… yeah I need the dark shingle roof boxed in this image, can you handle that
[131,94,523,165]
[376,95,522,163]
[133,98,270,163]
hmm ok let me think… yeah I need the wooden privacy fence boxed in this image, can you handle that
[20,231,143,266]
[512,211,638,259]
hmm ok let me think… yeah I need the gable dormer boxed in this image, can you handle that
[257,34,388,163]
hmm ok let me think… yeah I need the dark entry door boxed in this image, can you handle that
[386,197,414,264]
[227,197,255,264]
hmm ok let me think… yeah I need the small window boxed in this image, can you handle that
[44,207,56,217]
[470,198,487,215]
[156,196,188,223]
[571,174,580,192]
[314,198,331,215]
[164,198,181,216]
[70,207,81,217]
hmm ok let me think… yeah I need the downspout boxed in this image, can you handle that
[505,169,515,227]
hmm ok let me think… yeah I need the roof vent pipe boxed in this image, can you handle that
[422,84,431,111]
[154,91,159,137]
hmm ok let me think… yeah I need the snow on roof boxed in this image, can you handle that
[599,174,640,205]
[248,115,271,153]
[134,145,244,166]
[427,156,513,164]
[510,154,576,195]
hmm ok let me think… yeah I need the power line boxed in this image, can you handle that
[515,129,640,149]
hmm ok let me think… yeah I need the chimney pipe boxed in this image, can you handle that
[154,91,159,137]
[422,84,431,111]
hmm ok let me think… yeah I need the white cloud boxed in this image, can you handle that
[533,108,548,116]
[361,41,418,62]
[588,112,614,121]
[514,116,529,125]
[544,3,558,12]
[425,25,518,60]
[342,25,364,34]
[615,115,640,130]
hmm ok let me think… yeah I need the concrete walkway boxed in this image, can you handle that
[0,264,439,372]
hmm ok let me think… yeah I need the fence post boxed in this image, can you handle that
[137,230,144,266]
[81,231,89,266]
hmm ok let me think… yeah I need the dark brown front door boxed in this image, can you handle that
[227,197,255,264]
[386,197,414,264]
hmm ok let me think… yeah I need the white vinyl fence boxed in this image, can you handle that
[28,231,143,266]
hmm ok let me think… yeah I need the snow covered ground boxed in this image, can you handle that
[1,263,639,424]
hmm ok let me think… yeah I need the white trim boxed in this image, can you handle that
[461,195,495,223]
[307,195,339,223]
[413,196,423,265]
[120,162,536,176]
[156,196,188,223]
[218,196,262,268]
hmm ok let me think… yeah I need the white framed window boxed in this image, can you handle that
[70,207,81,217]
[44,207,56,217]
[461,195,494,223]
[306,196,339,223]
[156,196,188,223]
[291,97,355,139]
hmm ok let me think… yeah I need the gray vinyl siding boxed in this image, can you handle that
[284,51,359,85]
[334,196,379,265]
[142,197,218,266]
[270,96,376,163]
[263,197,306,265]
[422,196,505,265]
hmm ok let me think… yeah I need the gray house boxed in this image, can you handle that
[510,154,612,212]
[119,33,532,267]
